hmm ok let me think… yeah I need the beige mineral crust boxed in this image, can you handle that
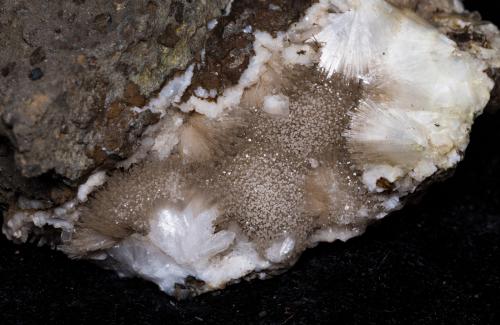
[3,0,500,297]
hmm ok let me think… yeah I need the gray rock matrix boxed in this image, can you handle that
[0,0,230,206]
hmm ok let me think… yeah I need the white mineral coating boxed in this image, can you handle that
[77,171,107,203]
[262,94,290,116]
[132,64,195,116]
[3,0,500,297]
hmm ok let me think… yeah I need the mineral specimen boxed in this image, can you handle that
[2,0,500,297]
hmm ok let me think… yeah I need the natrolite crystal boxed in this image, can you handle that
[3,0,500,297]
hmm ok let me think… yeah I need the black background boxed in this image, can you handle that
[1,1,499,324]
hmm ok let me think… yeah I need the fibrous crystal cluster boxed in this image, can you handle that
[3,0,500,297]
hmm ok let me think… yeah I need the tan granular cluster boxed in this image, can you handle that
[214,67,373,249]
[70,66,390,257]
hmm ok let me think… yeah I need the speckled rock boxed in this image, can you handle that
[0,0,230,204]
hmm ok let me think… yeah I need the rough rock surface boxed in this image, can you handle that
[0,0,230,203]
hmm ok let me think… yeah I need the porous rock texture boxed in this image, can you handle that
[0,0,230,203]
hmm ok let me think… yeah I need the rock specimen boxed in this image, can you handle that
[2,0,500,298]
